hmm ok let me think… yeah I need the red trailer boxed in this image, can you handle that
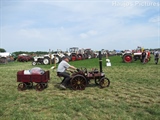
[17,70,50,91]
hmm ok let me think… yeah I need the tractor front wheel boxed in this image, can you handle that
[32,61,37,66]
[99,77,110,88]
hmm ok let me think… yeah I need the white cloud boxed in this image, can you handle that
[149,16,160,23]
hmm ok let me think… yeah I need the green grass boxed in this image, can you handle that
[0,56,160,120]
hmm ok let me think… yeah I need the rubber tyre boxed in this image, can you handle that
[71,54,78,61]
[32,61,37,66]
[54,55,61,64]
[123,54,132,63]
[43,58,50,65]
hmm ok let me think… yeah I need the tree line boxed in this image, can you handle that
[0,47,160,56]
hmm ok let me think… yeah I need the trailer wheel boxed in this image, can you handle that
[70,75,87,90]
[42,83,48,88]
[18,83,27,91]
[35,83,44,91]
[99,77,110,88]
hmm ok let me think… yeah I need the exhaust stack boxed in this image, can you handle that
[99,51,103,73]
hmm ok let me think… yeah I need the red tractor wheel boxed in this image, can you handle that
[72,56,76,61]
[70,75,87,90]
[77,54,83,60]
[71,54,78,61]
[123,54,133,63]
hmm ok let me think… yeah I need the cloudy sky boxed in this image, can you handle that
[0,0,160,52]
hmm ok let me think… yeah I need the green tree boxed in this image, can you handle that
[0,48,6,52]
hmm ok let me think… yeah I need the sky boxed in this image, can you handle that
[0,0,160,52]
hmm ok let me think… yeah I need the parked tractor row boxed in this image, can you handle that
[32,47,99,65]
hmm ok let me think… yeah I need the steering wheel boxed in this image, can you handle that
[80,67,87,73]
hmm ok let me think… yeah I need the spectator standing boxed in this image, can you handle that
[141,50,147,64]
[154,51,159,64]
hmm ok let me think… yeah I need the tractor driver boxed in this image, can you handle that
[57,56,79,89]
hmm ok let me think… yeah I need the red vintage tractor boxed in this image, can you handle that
[122,47,151,63]
[69,47,85,61]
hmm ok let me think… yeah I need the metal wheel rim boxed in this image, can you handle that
[71,75,87,90]
[124,56,132,62]
[35,83,44,91]
[18,83,27,91]
[99,77,110,88]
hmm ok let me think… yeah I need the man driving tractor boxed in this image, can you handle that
[57,56,79,89]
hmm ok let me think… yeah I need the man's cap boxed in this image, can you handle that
[62,56,69,60]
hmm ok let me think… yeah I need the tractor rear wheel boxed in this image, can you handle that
[71,54,78,61]
[77,54,83,60]
[123,54,132,63]
[70,75,87,90]
[43,57,50,65]
[54,55,61,64]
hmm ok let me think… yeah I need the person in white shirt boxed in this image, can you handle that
[57,56,79,89]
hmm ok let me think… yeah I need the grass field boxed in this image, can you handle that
[0,56,160,120]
